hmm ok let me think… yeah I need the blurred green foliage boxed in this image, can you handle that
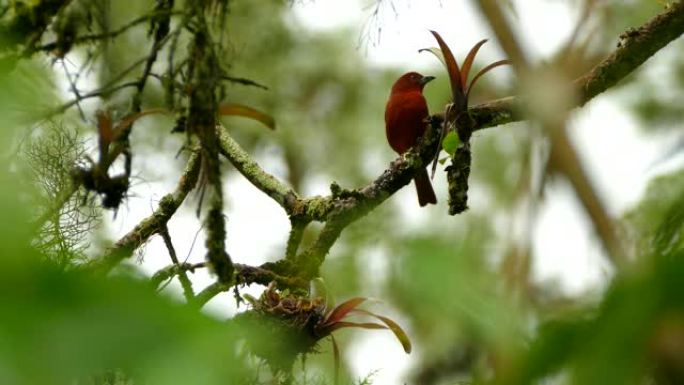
[623,170,684,256]
[0,0,683,384]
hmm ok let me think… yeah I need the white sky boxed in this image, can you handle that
[84,1,681,384]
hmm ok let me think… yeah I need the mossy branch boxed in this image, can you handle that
[83,2,684,288]
[88,151,200,273]
[287,2,684,277]
[185,11,233,285]
[467,1,684,131]
[191,263,308,307]
[151,261,205,289]
[217,125,299,213]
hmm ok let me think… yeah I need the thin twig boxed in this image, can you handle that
[160,226,195,301]
[221,75,269,90]
[51,52,150,115]
[36,10,185,53]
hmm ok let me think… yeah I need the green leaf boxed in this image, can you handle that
[652,192,684,254]
[326,321,387,333]
[311,277,332,310]
[219,102,276,130]
[114,108,171,139]
[442,131,460,156]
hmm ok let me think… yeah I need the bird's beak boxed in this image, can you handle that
[420,75,435,86]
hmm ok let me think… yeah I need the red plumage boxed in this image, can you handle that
[385,72,437,206]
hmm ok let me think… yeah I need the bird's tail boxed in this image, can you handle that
[414,168,437,207]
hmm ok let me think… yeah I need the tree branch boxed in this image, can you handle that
[36,10,184,54]
[217,125,299,213]
[289,2,684,278]
[285,217,309,260]
[293,121,442,279]
[191,263,307,308]
[160,226,195,301]
[467,1,684,131]
[88,150,201,273]
[151,261,205,289]
[81,1,684,286]
[185,10,234,285]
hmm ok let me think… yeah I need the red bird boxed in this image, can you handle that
[385,72,437,206]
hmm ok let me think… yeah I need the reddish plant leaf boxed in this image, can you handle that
[96,110,113,159]
[429,30,466,108]
[324,321,387,334]
[466,59,512,100]
[323,297,367,326]
[97,110,113,143]
[113,108,170,140]
[352,309,412,354]
[461,39,488,88]
[219,102,276,130]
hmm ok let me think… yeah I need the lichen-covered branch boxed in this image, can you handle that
[290,2,684,278]
[467,1,684,131]
[192,281,229,308]
[185,9,233,285]
[191,263,307,308]
[80,2,684,289]
[445,142,472,215]
[217,125,299,213]
[577,1,684,104]
[88,151,200,272]
[293,123,442,279]
[151,261,205,289]
[285,217,309,260]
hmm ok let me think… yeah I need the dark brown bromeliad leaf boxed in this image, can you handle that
[466,59,512,99]
[321,297,368,327]
[96,108,170,162]
[423,32,511,109]
[219,102,276,130]
[318,297,413,385]
[422,31,511,178]
[351,308,412,354]
[460,39,489,88]
[429,30,466,109]
[317,297,412,354]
